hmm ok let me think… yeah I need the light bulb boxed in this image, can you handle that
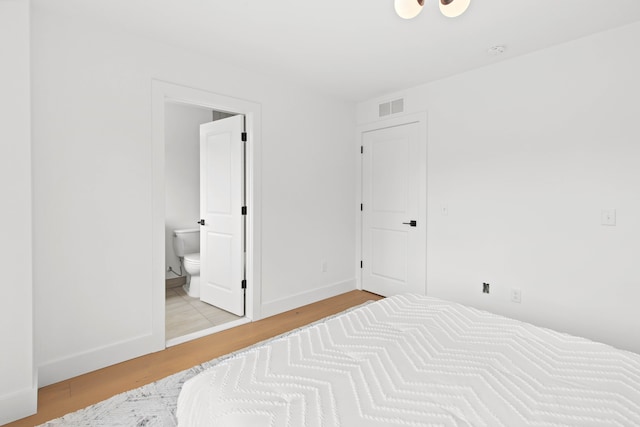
[439,0,470,18]
[395,0,424,20]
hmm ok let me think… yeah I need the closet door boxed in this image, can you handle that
[362,122,426,296]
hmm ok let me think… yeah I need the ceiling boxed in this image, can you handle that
[35,0,640,102]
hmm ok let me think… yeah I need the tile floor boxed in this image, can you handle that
[165,286,242,341]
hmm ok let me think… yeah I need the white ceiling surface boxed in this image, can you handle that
[35,0,640,102]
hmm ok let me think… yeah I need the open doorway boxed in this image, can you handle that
[164,103,244,344]
[151,81,263,349]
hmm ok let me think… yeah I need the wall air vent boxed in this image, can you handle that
[391,98,404,114]
[378,98,404,117]
[379,102,391,117]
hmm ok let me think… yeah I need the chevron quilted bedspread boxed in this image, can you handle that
[177,294,640,426]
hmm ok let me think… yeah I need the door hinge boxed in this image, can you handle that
[241,132,247,142]
[360,203,363,211]
[360,145,363,154]
[241,279,247,289]
[241,206,247,215]
[360,260,363,269]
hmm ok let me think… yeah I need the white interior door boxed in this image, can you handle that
[199,115,245,316]
[362,122,426,296]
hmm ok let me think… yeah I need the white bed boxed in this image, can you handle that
[177,294,640,426]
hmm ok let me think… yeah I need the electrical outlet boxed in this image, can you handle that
[321,260,328,273]
[511,288,522,303]
[482,282,490,294]
[601,209,616,226]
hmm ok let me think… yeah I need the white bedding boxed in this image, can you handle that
[177,294,640,426]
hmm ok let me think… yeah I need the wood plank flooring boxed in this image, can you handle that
[5,290,382,427]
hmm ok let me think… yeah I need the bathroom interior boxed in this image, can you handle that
[164,101,243,345]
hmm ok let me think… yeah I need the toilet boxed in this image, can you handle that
[173,228,201,298]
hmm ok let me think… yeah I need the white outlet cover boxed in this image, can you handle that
[511,288,522,303]
[601,209,616,226]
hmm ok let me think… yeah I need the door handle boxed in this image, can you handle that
[197,219,205,225]
[402,220,417,227]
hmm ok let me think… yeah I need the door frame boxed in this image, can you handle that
[355,112,428,292]
[151,80,262,349]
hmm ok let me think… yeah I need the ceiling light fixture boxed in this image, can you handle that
[394,0,470,19]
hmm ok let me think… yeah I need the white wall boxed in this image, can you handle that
[0,0,37,423]
[357,22,640,354]
[32,6,356,386]
[164,102,212,277]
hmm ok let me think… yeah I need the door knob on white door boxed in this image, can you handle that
[402,220,417,227]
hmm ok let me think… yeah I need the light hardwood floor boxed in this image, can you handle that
[6,290,383,427]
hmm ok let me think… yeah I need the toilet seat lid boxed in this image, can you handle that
[184,253,200,263]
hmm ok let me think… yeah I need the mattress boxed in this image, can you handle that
[177,294,640,426]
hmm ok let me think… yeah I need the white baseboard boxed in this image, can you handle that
[0,385,37,425]
[261,279,357,319]
[38,333,162,387]
[37,281,357,388]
